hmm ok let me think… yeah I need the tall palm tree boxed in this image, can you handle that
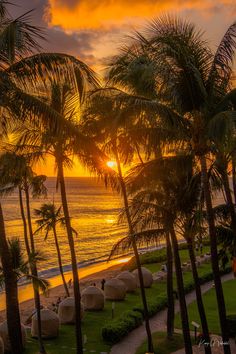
[135,16,236,353]
[110,190,175,339]
[34,203,70,297]
[0,3,100,353]
[83,96,156,352]
[0,151,48,353]
[13,82,107,354]
[110,155,195,353]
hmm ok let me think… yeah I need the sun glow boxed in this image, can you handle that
[106,161,117,168]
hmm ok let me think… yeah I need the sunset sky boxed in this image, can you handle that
[12,0,236,176]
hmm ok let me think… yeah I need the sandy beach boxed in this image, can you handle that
[0,257,129,324]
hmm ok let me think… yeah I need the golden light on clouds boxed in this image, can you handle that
[46,0,236,31]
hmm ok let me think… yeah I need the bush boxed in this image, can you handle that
[226,315,236,337]
[106,251,231,345]
[122,240,211,271]
[122,249,167,271]
[133,296,168,318]
[101,310,143,344]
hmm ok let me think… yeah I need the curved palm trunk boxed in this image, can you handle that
[221,167,236,256]
[170,227,192,354]
[113,144,154,353]
[57,157,83,354]
[0,203,23,354]
[187,238,211,354]
[166,232,174,339]
[24,184,46,354]
[52,225,70,297]
[18,187,31,256]
[200,155,230,354]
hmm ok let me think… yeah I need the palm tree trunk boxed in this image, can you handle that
[231,154,236,204]
[18,186,31,256]
[24,183,46,354]
[221,167,236,256]
[52,225,70,297]
[170,227,192,354]
[166,232,174,339]
[113,143,154,353]
[199,155,230,354]
[0,203,23,354]
[187,238,211,354]
[57,157,83,354]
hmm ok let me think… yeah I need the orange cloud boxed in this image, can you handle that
[46,0,235,30]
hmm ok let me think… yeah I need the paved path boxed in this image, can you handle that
[110,273,235,354]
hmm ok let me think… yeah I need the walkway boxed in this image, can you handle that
[110,273,235,354]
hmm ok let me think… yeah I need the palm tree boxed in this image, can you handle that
[110,190,175,339]
[13,82,107,354]
[0,205,23,353]
[0,238,49,302]
[0,151,48,353]
[83,95,156,351]
[0,3,100,353]
[135,16,236,353]
[34,203,70,297]
[110,155,195,353]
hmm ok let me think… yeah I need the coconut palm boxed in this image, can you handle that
[110,189,175,339]
[111,154,213,353]
[0,204,23,353]
[128,16,236,353]
[34,203,70,297]
[0,238,49,298]
[83,95,157,352]
[0,3,100,353]
[128,155,195,354]
[12,81,110,354]
[0,151,48,353]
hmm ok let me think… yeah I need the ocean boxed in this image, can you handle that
[1,177,127,278]
[0,175,226,280]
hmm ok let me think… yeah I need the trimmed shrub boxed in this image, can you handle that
[133,296,168,318]
[104,255,231,345]
[122,240,211,271]
[101,310,143,344]
[226,315,236,337]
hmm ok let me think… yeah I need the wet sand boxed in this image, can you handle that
[0,256,130,324]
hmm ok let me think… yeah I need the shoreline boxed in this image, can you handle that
[0,256,130,322]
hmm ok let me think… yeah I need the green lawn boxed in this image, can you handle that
[25,246,213,353]
[136,332,185,354]
[175,279,236,334]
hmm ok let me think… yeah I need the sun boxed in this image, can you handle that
[106,161,117,168]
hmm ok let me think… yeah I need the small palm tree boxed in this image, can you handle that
[0,238,49,294]
[0,205,23,353]
[34,203,70,297]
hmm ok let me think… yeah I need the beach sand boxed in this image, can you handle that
[0,259,128,324]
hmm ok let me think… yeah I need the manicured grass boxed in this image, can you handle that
[136,332,185,354]
[25,246,212,353]
[175,279,236,334]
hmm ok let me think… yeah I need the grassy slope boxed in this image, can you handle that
[175,279,236,334]
[25,246,213,354]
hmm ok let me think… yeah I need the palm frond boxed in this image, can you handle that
[108,228,166,260]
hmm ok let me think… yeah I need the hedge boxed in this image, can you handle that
[123,240,210,271]
[101,265,232,344]
[101,310,143,343]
